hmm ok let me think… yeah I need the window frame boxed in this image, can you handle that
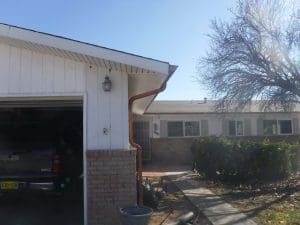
[167,120,201,138]
[263,120,277,135]
[228,120,244,136]
[278,120,293,135]
[184,121,201,137]
[262,119,293,135]
[167,121,184,137]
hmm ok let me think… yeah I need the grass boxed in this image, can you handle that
[257,209,300,225]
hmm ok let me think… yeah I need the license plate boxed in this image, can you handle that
[0,181,19,190]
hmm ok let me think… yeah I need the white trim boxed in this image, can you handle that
[0,92,85,98]
[83,94,87,225]
[278,120,293,135]
[0,24,170,75]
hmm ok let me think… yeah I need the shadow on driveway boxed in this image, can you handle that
[0,192,83,225]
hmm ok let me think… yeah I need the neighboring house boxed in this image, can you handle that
[0,23,176,225]
[134,100,300,164]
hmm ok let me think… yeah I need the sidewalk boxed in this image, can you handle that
[168,171,258,225]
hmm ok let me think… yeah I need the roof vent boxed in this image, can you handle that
[197,97,207,104]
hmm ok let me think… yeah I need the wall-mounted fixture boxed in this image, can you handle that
[103,127,109,135]
[102,69,112,92]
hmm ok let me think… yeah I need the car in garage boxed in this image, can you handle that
[0,147,58,192]
[0,107,83,195]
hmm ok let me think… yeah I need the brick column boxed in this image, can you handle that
[86,150,137,225]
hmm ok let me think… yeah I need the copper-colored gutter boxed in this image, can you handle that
[129,65,177,206]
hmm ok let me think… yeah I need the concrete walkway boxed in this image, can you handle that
[168,171,258,225]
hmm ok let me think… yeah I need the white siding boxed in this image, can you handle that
[86,65,99,149]
[31,51,43,93]
[9,46,21,93]
[0,44,9,94]
[43,53,55,93]
[146,112,300,137]
[0,42,129,150]
[20,49,32,93]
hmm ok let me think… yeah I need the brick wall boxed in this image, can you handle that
[150,135,300,166]
[86,150,137,225]
[150,138,194,165]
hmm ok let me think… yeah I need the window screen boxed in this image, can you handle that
[229,120,243,136]
[236,121,244,136]
[185,121,200,136]
[168,121,183,137]
[229,121,236,136]
[278,120,292,134]
[263,120,277,135]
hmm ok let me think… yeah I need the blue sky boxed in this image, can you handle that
[0,0,235,100]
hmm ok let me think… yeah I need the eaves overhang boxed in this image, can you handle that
[0,23,170,75]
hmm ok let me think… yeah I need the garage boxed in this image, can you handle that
[0,98,84,225]
[0,23,176,225]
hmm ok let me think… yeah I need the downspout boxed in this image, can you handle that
[128,65,177,206]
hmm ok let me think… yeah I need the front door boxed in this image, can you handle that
[133,121,151,161]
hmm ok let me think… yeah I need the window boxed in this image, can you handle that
[167,121,201,137]
[263,120,277,135]
[168,121,183,137]
[153,123,159,135]
[229,120,244,136]
[279,120,292,134]
[185,121,200,136]
[263,120,292,135]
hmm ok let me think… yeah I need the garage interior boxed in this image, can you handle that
[0,99,84,225]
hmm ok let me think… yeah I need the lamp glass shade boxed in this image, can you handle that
[102,76,112,92]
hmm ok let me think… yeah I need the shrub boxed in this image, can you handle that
[191,136,233,179]
[291,145,300,172]
[253,141,292,180]
[191,137,295,183]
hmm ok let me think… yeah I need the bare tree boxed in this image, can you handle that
[198,0,300,111]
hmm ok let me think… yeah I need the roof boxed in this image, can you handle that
[0,23,174,75]
[145,100,300,114]
[0,23,177,114]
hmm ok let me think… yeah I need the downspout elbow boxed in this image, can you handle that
[128,64,177,206]
[128,82,167,207]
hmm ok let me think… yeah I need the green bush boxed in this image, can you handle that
[191,137,233,179]
[253,141,292,180]
[191,137,295,183]
[291,145,300,171]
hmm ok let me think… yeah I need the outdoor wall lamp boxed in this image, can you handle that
[102,69,112,92]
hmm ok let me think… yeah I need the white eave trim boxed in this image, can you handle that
[0,23,170,75]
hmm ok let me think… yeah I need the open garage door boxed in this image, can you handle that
[0,98,84,225]
[0,97,83,108]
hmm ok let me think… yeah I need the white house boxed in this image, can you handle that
[0,23,177,225]
[134,100,300,164]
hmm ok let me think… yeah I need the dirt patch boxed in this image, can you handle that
[197,172,300,225]
[144,176,211,225]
